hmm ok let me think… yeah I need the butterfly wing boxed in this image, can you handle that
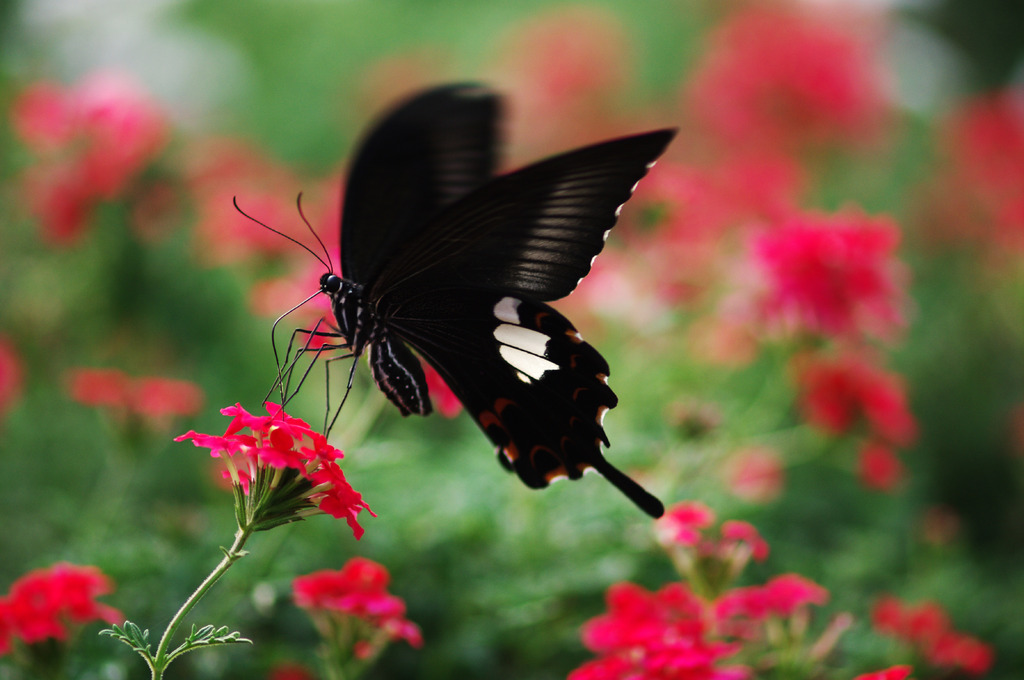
[385,287,664,517]
[369,129,675,303]
[340,84,500,284]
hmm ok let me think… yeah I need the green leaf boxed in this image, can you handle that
[166,623,253,662]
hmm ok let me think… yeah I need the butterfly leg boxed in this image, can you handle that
[324,351,360,435]
[266,324,346,406]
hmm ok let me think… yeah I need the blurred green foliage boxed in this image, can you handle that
[1,1,1023,678]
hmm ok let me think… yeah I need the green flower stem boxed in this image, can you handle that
[149,523,255,679]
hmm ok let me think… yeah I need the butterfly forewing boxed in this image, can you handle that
[369,130,675,303]
[340,84,499,283]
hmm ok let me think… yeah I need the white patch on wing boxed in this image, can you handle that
[493,300,559,379]
[499,346,558,380]
[494,297,521,323]
[494,324,549,355]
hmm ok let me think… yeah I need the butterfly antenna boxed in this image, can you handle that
[296,192,335,274]
[233,196,331,271]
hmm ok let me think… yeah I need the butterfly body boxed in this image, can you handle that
[321,84,673,517]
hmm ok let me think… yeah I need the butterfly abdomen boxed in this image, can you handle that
[369,333,432,417]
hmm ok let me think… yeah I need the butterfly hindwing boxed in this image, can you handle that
[341,84,499,284]
[370,130,675,303]
[384,288,664,517]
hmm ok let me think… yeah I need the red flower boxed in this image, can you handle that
[854,667,913,680]
[66,368,204,429]
[267,663,317,680]
[655,501,716,548]
[12,73,168,245]
[10,82,75,149]
[293,558,422,651]
[715,574,828,626]
[720,521,770,563]
[175,403,374,538]
[750,211,907,341]
[0,563,121,653]
[656,504,770,599]
[686,5,887,152]
[134,377,205,421]
[858,442,905,492]
[760,574,829,618]
[794,353,917,447]
[0,336,24,420]
[66,368,133,410]
[572,582,746,680]
[924,89,1024,252]
[21,158,96,244]
[930,632,994,676]
[870,595,994,676]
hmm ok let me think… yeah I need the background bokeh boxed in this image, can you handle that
[1,0,1023,678]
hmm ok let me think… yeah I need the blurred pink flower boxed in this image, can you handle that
[266,663,317,680]
[0,563,121,652]
[794,352,917,447]
[922,89,1024,253]
[857,441,905,492]
[183,138,337,266]
[655,500,716,548]
[572,581,746,680]
[293,558,422,652]
[625,155,804,306]
[723,446,784,503]
[65,367,204,428]
[750,211,907,341]
[491,5,632,153]
[687,5,888,152]
[12,72,168,245]
[871,595,994,676]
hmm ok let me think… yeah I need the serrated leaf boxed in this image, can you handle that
[100,621,153,654]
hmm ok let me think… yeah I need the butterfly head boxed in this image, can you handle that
[319,272,344,296]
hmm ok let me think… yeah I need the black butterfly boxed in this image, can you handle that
[312,84,672,517]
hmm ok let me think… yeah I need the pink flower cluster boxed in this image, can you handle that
[872,595,994,676]
[293,557,422,658]
[794,352,917,491]
[0,563,121,656]
[923,89,1024,254]
[571,581,746,680]
[687,5,887,153]
[751,212,906,341]
[572,503,840,680]
[175,403,374,538]
[66,367,204,426]
[11,72,168,245]
[655,501,770,565]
